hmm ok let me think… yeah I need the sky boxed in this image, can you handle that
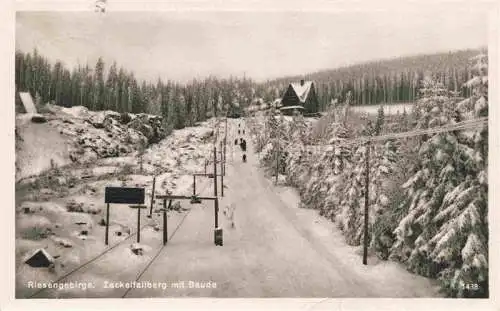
[15,7,490,83]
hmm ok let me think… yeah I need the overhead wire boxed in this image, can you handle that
[301,117,488,151]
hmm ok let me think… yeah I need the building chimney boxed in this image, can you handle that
[300,79,305,86]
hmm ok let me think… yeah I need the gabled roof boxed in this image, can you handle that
[289,81,313,103]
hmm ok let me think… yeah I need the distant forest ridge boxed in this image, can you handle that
[15,47,486,126]
[258,47,486,108]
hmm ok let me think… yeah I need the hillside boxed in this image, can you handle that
[249,52,488,298]
[253,48,485,109]
[15,105,220,298]
[15,104,168,182]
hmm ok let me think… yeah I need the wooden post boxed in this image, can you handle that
[163,199,167,245]
[149,176,156,216]
[214,197,223,246]
[213,147,218,197]
[204,159,207,175]
[137,205,141,243]
[275,130,280,185]
[363,140,371,265]
[221,153,224,197]
[219,140,223,175]
[220,141,224,197]
[214,196,219,228]
[224,117,228,175]
[193,175,196,196]
[105,203,110,245]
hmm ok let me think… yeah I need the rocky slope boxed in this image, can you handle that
[15,104,167,181]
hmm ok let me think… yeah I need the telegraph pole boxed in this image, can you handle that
[363,140,371,265]
[213,146,219,229]
[213,147,218,197]
[224,117,228,175]
[219,141,224,197]
[275,123,280,185]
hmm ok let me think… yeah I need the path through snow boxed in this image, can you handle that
[127,118,442,298]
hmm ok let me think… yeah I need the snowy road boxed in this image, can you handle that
[125,119,442,298]
[21,118,441,298]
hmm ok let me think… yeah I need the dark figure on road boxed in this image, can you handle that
[243,130,245,135]
[240,138,243,144]
[238,124,240,128]
[238,130,240,134]
[240,139,247,152]
[242,154,247,162]
[234,139,238,145]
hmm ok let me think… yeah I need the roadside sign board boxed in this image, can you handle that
[105,187,145,204]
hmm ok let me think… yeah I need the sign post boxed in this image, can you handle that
[138,205,141,242]
[105,203,110,245]
[104,187,145,246]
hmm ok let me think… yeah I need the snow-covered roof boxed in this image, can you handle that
[290,81,313,103]
[19,92,37,114]
[273,98,283,108]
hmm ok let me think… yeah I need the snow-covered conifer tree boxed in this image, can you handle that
[390,61,488,297]
[374,105,385,135]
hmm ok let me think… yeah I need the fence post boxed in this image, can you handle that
[193,175,196,196]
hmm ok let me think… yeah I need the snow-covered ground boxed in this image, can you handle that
[16,117,441,298]
[15,116,221,298]
[15,114,73,181]
[351,103,414,115]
